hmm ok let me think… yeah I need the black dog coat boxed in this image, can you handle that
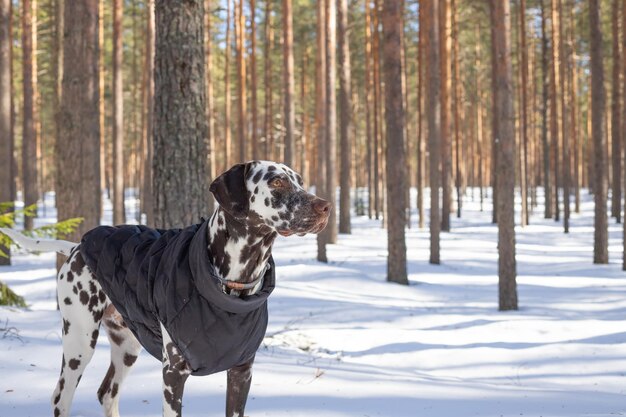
[79,219,275,376]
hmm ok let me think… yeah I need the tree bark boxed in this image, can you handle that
[490,0,518,311]
[416,2,424,229]
[153,0,209,229]
[324,0,338,244]
[550,0,562,222]
[520,0,530,226]
[381,0,408,284]
[611,0,622,222]
[540,0,552,219]
[589,0,609,264]
[236,0,247,162]
[283,0,295,166]
[425,0,441,264]
[224,0,232,169]
[338,0,352,234]
[57,0,101,242]
[316,0,327,262]
[22,0,39,231]
[263,0,272,160]
[560,0,571,233]
[142,0,155,225]
[112,0,125,225]
[250,0,258,160]
[440,0,452,231]
[0,0,11,265]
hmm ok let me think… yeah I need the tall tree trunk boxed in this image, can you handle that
[440,0,451,231]
[206,0,215,186]
[153,0,208,229]
[490,2,498,224]
[612,0,622,222]
[365,0,373,220]
[338,0,352,234]
[416,3,424,229]
[520,0,530,226]
[550,0,562,222]
[57,0,101,242]
[623,0,626,270]
[98,0,105,218]
[22,0,39,231]
[316,0,327,262]
[372,0,381,220]
[0,0,11,265]
[224,0,232,168]
[425,0,441,264]
[250,0,258,160]
[475,24,485,212]
[142,0,155,225]
[382,0,408,284]
[589,0,608,263]
[283,0,295,166]
[490,0,518,311]
[560,0,571,233]
[452,0,462,219]
[324,0,337,244]
[236,0,246,162]
[112,0,125,225]
[263,0,272,160]
[540,0,552,218]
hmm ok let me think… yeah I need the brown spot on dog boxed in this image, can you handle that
[70,253,86,275]
[76,281,83,290]
[66,271,74,282]
[88,294,99,311]
[254,186,259,194]
[63,297,72,305]
[111,383,119,398]
[265,197,270,206]
[124,353,138,367]
[92,308,104,323]
[63,319,70,335]
[108,331,124,346]
[79,290,89,305]
[54,407,60,417]
[68,358,80,370]
[98,290,106,303]
[89,281,97,295]
[72,286,78,295]
[53,393,61,405]
[97,364,115,404]
[90,329,99,349]
[252,171,263,184]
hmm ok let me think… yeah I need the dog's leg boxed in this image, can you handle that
[97,305,143,417]
[160,324,190,417]
[225,356,255,417]
[51,251,107,417]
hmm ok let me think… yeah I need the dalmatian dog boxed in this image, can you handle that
[2,161,330,417]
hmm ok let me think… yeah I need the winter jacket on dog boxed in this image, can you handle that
[79,219,275,376]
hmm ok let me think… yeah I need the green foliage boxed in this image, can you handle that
[0,282,27,308]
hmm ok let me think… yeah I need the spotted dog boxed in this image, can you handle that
[1,161,330,417]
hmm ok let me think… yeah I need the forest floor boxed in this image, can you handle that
[0,190,625,417]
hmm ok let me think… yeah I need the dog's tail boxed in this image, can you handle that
[0,227,77,257]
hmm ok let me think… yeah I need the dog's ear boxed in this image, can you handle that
[209,163,252,218]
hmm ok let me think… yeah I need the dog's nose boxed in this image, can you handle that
[312,199,331,215]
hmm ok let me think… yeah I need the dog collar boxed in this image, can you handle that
[217,263,270,291]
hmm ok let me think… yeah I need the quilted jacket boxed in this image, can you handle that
[79,219,275,376]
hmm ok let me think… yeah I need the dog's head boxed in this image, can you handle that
[209,161,331,236]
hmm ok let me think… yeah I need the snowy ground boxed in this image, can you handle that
[1,190,625,417]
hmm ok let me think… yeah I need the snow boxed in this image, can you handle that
[1,190,625,417]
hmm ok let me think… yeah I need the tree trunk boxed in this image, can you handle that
[440,0,451,231]
[224,0,232,169]
[589,0,608,263]
[57,0,101,242]
[452,0,462,219]
[283,0,295,166]
[560,0,571,233]
[425,0,441,264]
[540,0,552,218]
[612,0,622,222]
[365,0,373,220]
[22,0,39,231]
[416,2,424,229]
[316,0,327,262]
[338,0,352,234]
[381,0,408,284]
[153,0,208,229]
[324,0,337,244]
[623,0,626,270]
[250,0,258,160]
[236,0,246,162]
[550,0,562,222]
[0,0,11,265]
[142,0,155,225]
[520,0,530,226]
[490,0,518,311]
[112,0,125,225]
[263,0,272,160]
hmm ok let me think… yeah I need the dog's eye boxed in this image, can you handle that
[270,178,284,188]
